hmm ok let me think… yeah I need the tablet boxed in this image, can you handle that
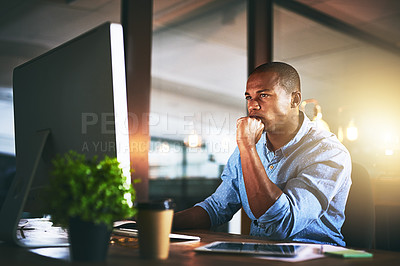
[195,241,305,257]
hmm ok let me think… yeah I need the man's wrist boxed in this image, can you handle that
[237,142,257,152]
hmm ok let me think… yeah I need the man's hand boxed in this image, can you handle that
[236,117,265,147]
[236,117,282,219]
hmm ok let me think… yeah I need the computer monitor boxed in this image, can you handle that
[0,22,131,246]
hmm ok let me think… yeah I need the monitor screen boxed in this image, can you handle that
[0,22,131,244]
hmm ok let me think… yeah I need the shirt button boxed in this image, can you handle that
[269,165,274,169]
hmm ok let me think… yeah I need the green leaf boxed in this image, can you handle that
[43,150,137,229]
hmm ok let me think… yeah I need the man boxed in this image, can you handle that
[173,62,351,246]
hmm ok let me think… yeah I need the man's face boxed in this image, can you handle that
[245,71,296,134]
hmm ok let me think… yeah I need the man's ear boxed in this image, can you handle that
[291,91,301,108]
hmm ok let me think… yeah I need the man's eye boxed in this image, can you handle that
[245,96,251,100]
[260,94,268,98]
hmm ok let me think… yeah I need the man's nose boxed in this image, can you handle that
[248,100,260,111]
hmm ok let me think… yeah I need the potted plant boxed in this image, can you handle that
[45,150,137,262]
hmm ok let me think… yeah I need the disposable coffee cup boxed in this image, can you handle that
[136,199,175,259]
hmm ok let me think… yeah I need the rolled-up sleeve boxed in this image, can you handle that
[254,142,351,240]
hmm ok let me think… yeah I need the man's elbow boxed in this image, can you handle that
[255,216,295,240]
[173,206,211,231]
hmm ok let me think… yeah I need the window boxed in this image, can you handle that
[150,0,247,180]
[274,5,400,178]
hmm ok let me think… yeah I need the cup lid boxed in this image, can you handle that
[136,198,175,210]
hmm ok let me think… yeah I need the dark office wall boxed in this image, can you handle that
[149,178,221,212]
[0,153,15,210]
[375,206,400,251]
[149,177,228,232]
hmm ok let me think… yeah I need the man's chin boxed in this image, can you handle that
[263,124,279,134]
[260,121,268,131]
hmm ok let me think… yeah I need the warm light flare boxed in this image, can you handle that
[186,133,202,148]
[346,120,358,141]
[385,149,394,156]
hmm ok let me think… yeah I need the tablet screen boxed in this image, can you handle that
[195,241,305,257]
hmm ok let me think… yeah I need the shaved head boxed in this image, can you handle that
[250,62,301,94]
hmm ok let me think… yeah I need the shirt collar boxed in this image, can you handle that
[264,111,311,157]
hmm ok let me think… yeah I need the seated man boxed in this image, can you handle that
[173,62,351,246]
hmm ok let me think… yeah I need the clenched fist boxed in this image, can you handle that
[236,117,265,147]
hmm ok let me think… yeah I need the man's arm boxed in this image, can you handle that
[172,156,243,231]
[236,117,282,218]
[172,206,211,230]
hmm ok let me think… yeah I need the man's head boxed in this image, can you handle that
[245,62,302,134]
[250,62,301,94]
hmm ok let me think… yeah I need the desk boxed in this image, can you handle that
[1,230,400,265]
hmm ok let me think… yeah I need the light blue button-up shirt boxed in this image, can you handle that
[196,112,352,246]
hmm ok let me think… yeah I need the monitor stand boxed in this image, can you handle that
[0,130,67,247]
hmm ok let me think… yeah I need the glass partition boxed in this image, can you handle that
[150,0,247,181]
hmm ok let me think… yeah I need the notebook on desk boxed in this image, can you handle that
[113,220,200,242]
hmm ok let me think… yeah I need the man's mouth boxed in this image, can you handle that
[248,113,261,120]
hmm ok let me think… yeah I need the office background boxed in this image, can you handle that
[0,0,400,249]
